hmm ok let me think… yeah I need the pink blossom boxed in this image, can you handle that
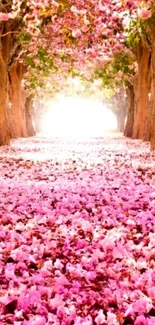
[138,8,152,19]
[0,12,10,21]
[148,317,155,325]
[0,135,155,323]
[134,315,148,325]
[50,295,64,308]
[72,29,82,38]
[107,311,119,325]
[5,264,15,279]
[54,259,64,269]
[95,310,106,324]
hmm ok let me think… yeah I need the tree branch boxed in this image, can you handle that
[1,30,19,38]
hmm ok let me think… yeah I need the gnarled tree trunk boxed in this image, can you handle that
[133,44,151,139]
[9,62,28,138]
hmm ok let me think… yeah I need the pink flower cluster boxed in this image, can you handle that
[137,8,152,20]
[0,135,155,324]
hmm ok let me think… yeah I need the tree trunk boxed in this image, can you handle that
[0,17,24,145]
[33,109,43,133]
[33,117,42,133]
[7,104,17,139]
[112,90,127,133]
[25,97,36,136]
[132,44,151,139]
[143,56,151,142]
[150,29,155,150]
[9,62,28,138]
[116,112,125,132]
[144,93,151,141]
[124,84,135,137]
[0,52,10,145]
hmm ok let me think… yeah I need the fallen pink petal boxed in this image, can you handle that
[0,135,154,324]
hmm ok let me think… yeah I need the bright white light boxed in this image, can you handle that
[41,96,117,138]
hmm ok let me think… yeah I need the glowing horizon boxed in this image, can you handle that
[41,96,117,138]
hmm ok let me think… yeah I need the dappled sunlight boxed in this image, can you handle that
[41,96,117,138]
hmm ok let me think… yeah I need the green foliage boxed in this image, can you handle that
[95,67,114,87]
[57,0,71,12]
[24,47,55,71]
[126,11,155,50]
[24,55,35,68]
[28,75,41,89]
[17,31,31,42]
[59,53,68,61]
[94,50,135,90]
[37,48,48,62]
[112,52,134,74]
[127,18,151,49]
